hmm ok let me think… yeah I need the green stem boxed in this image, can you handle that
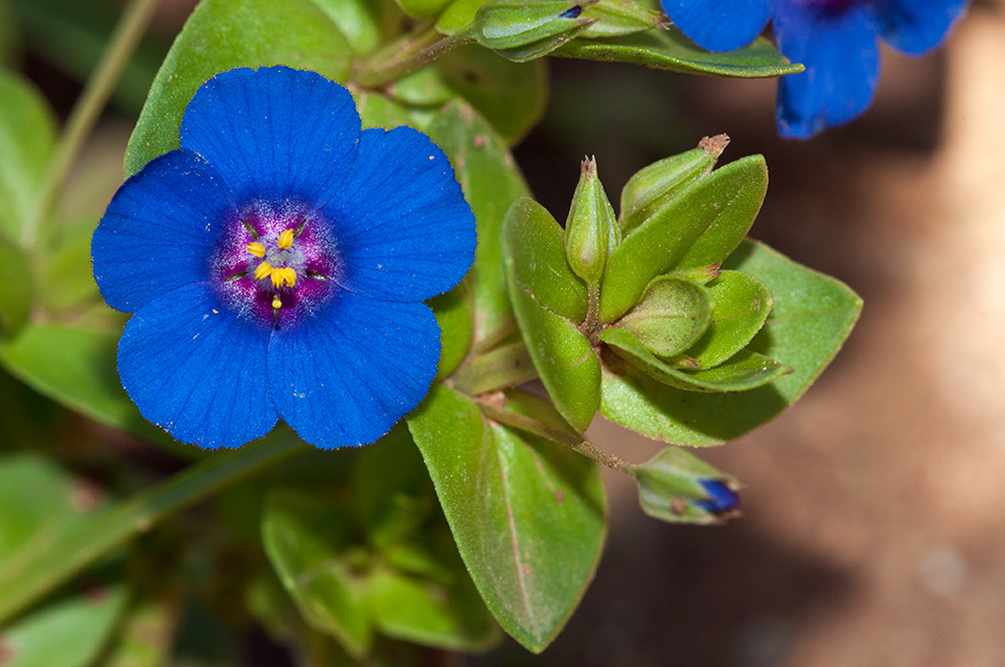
[22,0,162,248]
[354,25,474,88]
[477,400,632,474]
[0,433,308,625]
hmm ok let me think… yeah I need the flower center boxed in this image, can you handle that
[211,201,339,328]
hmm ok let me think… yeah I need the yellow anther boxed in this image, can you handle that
[272,296,283,309]
[270,267,297,288]
[277,228,295,249]
[246,241,266,258]
[254,262,273,280]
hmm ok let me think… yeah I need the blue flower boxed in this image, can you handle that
[661,0,967,138]
[92,66,476,450]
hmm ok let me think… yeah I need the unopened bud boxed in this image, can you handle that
[620,134,729,234]
[565,157,619,285]
[473,0,600,62]
[580,0,662,38]
[632,446,740,523]
[614,276,711,358]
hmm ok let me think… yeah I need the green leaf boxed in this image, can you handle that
[395,0,454,19]
[614,275,711,359]
[426,103,530,349]
[1,584,127,667]
[123,0,352,175]
[428,283,474,381]
[369,566,500,652]
[554,30,803,78]
[683,270,773,369]
[434,44,547,145]
[262,489,373,659]
[501,198,599,429]
[599,155,768,323]
[600,239,862,445]
[0,69,57,243]
[601,327,788,392]
[308,0,384,54]
[353,90,414,131]
[436,0,493,34]
[0,238,31,336]
[408,385,606,653]
[0,322,191,454]
[503,197,587,321]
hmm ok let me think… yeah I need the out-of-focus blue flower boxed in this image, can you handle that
[92,66,475,450]
[661,0,967,138]
[695,479,739,515]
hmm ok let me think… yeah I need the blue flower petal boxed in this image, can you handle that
[322,127,476,302]
[118,283,276,449]
[661,0,772,52]
[774,1,880,139]
[695,478,739,514]
[269,291,440,449]
[92,149,235,313]
[180,66,361,206]
[874,0,966,55]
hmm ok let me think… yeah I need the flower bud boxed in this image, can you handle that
[580,0,662,38]
[631,446,740,523]
[565,157,619,286]
[472,0,599,62]
[620,134,729,234]
[613,275,711,359]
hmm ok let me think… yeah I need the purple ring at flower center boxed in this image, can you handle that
[802,0,855,16]
[210,199,341,329]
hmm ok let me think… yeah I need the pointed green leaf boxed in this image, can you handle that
[0,69,57,243]
[503,197,587,321]
[600,239,862,445]
[614,275,711,359]
[554,30,803,78]
[124,0,352,174]
[427,104,530,348]
[599,155,767,322]
[601,327,787,392]
[408,385,606,653]
[309,0,384,55]
[683,270,772,369]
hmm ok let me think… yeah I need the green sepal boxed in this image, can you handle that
[552,30,804,78]
[472,0,598,63]
[503,197,587,322]
[682,270,773,369]
[613,275,711,359]
[619,135,727,235]
[579,0,661,38]
[407,385,606,653]
[565,157,619,287]
[599,154,768,323]
[600,327,789,392]
[632,446,740,524]
[599,239,862,446]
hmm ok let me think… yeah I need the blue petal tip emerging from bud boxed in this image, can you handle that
[696,479,739,515]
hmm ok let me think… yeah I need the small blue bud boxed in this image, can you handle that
[695,479,739,514]
[559,5,583,19]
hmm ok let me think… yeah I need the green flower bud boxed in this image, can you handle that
[472,0,599,62]
[620,134,729,234]
[580,0,662,38]
[565,157,619,286]
[613,275,711,358]
[631,446,740,524]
